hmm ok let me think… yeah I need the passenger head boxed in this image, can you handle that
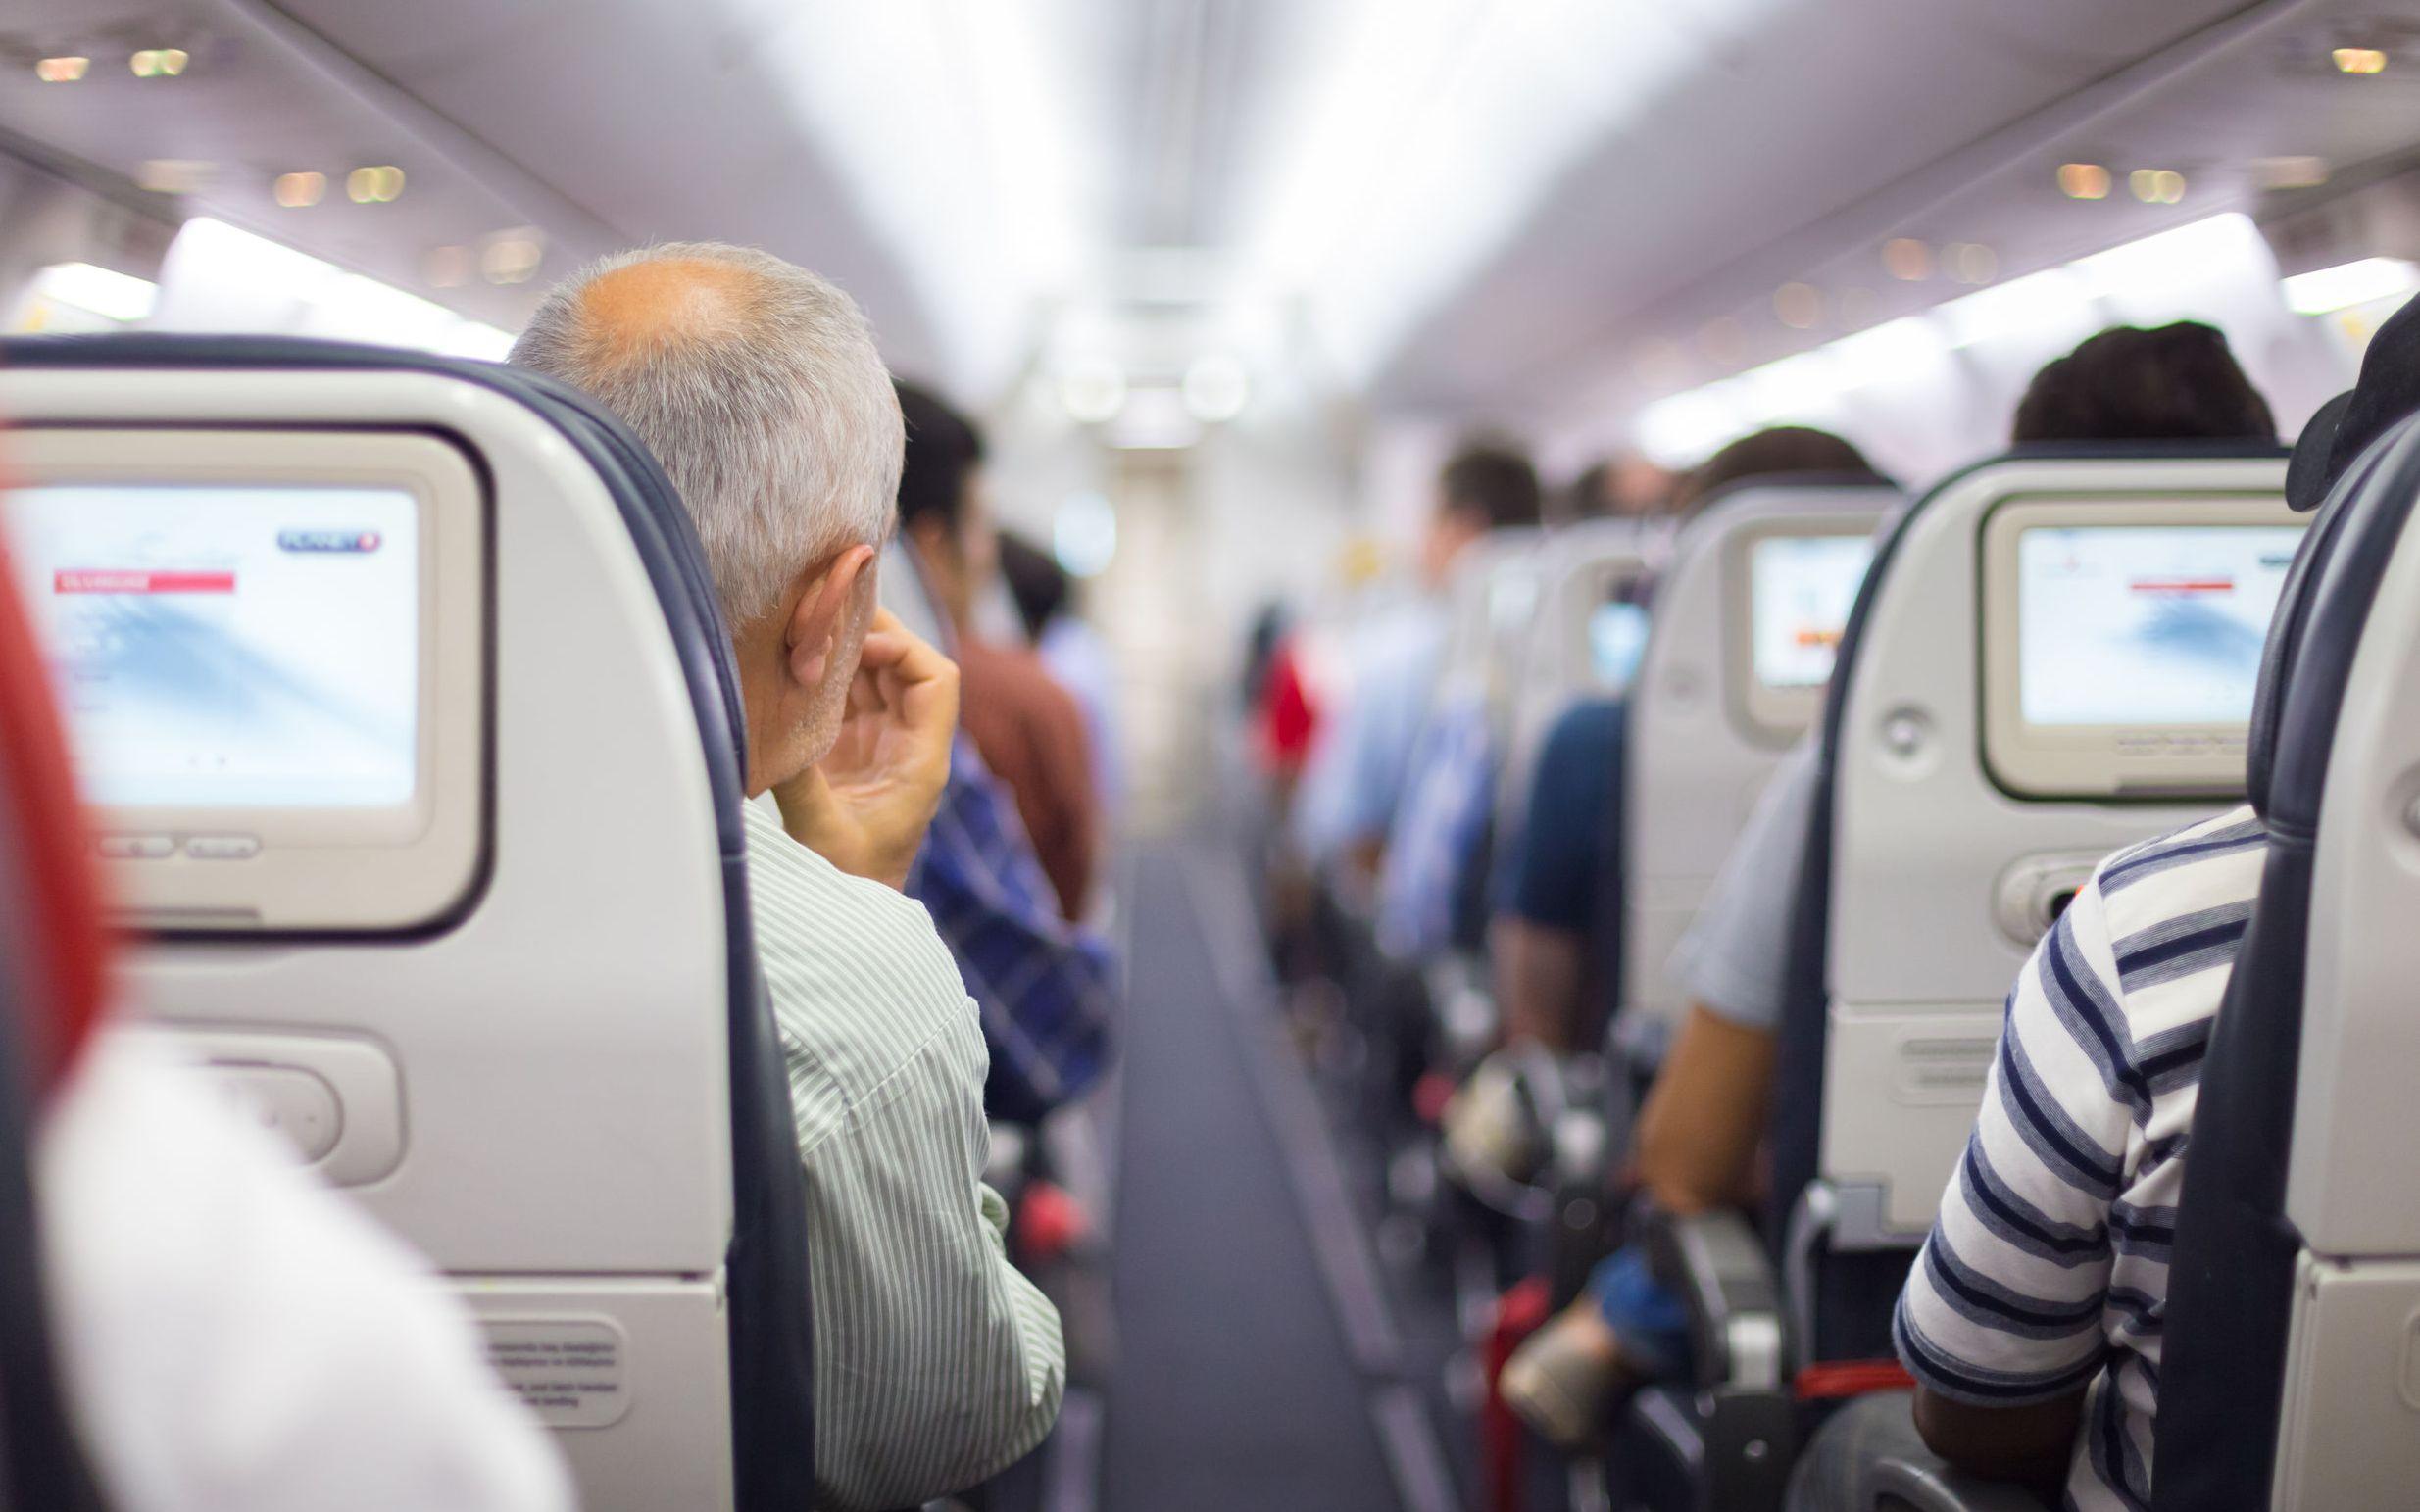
[2012,321,2276,445]
[511,241,903,793]
[1671,425,1877,513]
[998,531,1069,645]
[1423,440,1542,584]
[894,381,997,631]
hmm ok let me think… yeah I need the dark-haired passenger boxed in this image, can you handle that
[896,384,1100,923]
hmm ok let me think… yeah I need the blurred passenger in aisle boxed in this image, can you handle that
[1291,442,1543,892]
[1001,531,1122,827]
[897,382,1102,923]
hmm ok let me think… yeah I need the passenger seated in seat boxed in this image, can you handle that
[512,244,1064,1510]
[1499,324,2279,1452]
[1891,314,2407,1509]
[1481,428,1875,1061]
[895,381,1101,922]
[1293,442,1543,887]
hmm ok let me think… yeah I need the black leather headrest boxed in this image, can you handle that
[2245,441,2376,814]
[2287,291,2420,511]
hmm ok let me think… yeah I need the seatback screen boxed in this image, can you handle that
[2016,525,2299,727]
[1749,533,1872,689]
[3,485,420,808]
[1589,600,1651,689]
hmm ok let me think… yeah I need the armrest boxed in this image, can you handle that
[1641,1205,1787,1392]
[1867,1456,2057,1512]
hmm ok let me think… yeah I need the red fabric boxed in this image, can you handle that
[1258,638,1319,775]
[1481,1276,1554,1512]
[1794,1358,1916,1401]
[956,636,1101,922]
[0,521,112,1103]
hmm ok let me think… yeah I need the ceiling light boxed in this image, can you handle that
[2333,46,2388,74]
[1105,385,1201,450]
[2074,214,2255,300]
[1056,360,1127,425]
[480,232,544,284]
[1181,354,1250,423]
[34,56,88,83]
[1635,386,1751,469]
[31,263,159,323]
[1946,243,1999,284]
[1940,268,2088,348]
[130,48,189,77]
[1737,350,1839,422]
[2057,163,2111,200]
[347,166,405,204]
[1773,282,1822,329]
[272,172,326,209]
[1828,316,1944,389]
[136,159,213,194]
[2130,169,2187,204]
[1053,492,1118,577]
[2282,257,2420,315]
[1883,238,1933,281]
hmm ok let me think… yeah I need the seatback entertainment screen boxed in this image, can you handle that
[2016,524,2300,727]
[1749,533,1873,690]
[1589,599,1651,689]
[3,484,420,809]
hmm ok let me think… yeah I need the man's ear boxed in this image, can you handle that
[785,543,877,690]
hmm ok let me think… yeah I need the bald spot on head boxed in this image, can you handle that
[568,255,764,373]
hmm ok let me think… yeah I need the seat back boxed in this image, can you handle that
[2156,415,2420,1510]
[1773,447,2295,1364]
[0,335,813,1512]
[1618,482,1896,1054]
[1498,517,1664,839]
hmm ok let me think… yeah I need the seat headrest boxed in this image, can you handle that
[2245,436,2382,813]
[0,515,111,1104]
[2286,290,2420,511]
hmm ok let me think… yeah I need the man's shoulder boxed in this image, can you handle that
[741,802,981,1100]
[2086,805,2268,934]
[2051,805,2266,1044]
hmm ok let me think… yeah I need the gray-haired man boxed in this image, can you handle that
[514,244,1063,1510]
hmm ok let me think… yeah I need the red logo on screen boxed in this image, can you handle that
[54,570,236,595]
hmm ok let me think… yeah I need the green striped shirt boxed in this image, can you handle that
[741,799,1065,1511]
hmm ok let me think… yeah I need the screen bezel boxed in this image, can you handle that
[1724,517,1876,744]
[1978,493,2302,801]
[4,427,486,931]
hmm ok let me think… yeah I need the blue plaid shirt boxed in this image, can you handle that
[908,736,1117,1125]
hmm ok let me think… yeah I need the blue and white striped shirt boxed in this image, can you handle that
[1896,805,2267,1512]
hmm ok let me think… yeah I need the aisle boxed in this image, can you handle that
[1097,842,1451,1512]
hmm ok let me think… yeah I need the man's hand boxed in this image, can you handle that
[772,610,959,890]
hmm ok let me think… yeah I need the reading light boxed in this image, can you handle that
[272,172,326,209]
[1773,282,1822,329]
[347,166,406,204]
[2333,46,2388,74]
[34,57,88,83]
[2282,257,2420,316]
[1883,238,1933,281]
[2057,163,2111,200]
